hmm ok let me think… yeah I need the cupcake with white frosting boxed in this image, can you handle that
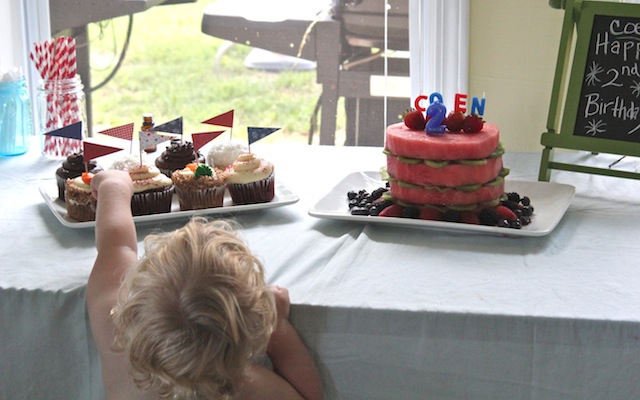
[226,153,274,205]
[129,164,174,216]
[206,140,248,170]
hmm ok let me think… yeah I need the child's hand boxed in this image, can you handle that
[270,285,290,322]
[90,170,133,200]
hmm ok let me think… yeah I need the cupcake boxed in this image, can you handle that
[56,152,102,201]
[129,164,174,216]
[64,173,97,222]
[226,153,275,205]
[206,139,248,170]
[155,139,205,177]
[171,164,227,210]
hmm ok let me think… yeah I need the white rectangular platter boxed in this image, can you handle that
[41,181,299,228]
[308,171,575,237]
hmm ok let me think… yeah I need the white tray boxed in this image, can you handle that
[308,171,575,237]
[41,181,299,228]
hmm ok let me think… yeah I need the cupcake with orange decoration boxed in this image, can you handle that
[171,163,227,210]
[64,172,98,222]
[226,153,275,205]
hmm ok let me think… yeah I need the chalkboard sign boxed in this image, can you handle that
[539,0,640,181]
[574,14,640,141]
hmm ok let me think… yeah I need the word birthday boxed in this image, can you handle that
[413,92,486,134]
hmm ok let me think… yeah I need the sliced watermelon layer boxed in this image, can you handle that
[385,122,500,160]
[387,155,503,187]
[389,177,505,206]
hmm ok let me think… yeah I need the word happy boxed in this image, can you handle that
[595,19,640,62]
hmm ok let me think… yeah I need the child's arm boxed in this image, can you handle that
[267,286,324,400]
[86,170,137,353]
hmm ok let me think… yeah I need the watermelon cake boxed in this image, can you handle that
[348,108,534,229]
[384,115,507,208]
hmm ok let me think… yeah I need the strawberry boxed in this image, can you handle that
[463,114,484,133]
[378,204,404,217]
[403,108,426,130]
[495,205,517,221]
[460,211,480,225]
[81,172,94,185]
[419,207,442,221]
[445,111,465,132]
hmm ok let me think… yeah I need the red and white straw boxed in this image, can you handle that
[30,37,82,156]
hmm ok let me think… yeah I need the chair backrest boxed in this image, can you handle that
[333,0,409,50]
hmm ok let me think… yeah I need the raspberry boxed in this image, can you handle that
[463,114,484,133]
[419,208,442,221]
[403,108,426,130]
[378,204,404,217]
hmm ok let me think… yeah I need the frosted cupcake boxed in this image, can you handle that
[129,164,174,216]
[206,139,248,170]
[56,152,102,201]
[226,153,274,205]
[171,164,227,210]
[64,173,97,222]
[155,139,205,177]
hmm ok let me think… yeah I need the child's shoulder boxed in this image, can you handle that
[235,365,304,400]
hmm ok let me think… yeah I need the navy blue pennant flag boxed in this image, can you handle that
[247,127,280,145]
[44,121,83,141]
[151,117,183,135]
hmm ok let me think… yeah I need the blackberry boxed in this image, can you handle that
[351,207,370,216]
[521,205,534,217]
[520,196,531,206]
[347,190,358,200]
[402,207,420,219]
[478,208,500,226]
[370,187,387,201]
[442,210,461,223]
[506,192,521,202]
[369,200,393,216]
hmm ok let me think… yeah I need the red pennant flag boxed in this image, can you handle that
[202,110,234,127]
[83,141,123,162]
[98,123,134,141]
[192,131,225,152]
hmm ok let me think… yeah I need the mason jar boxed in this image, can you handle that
[0,77,33,156]
[37,75,87,157]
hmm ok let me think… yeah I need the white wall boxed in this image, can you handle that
[0,0,25,70]
[469,0,564,152]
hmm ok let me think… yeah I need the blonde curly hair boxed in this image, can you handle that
[111,217,276,399]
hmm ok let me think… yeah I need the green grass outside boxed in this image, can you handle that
[88,0,344,145]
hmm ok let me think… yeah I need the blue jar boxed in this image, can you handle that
[0,77,33,156]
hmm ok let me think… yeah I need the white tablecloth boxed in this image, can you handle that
[2,143,640,399]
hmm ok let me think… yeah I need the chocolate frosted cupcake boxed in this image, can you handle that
[129,164,174,216]
[56,152,102,201]
[64,174,97,222]
[155,139,205,177]
[226,153,275,205]
[172,164,227,210]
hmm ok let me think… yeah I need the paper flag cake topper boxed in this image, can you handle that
[140,130,174,150]
[192,131,225,152]
[44,121,83,141]
[151,117,183,134]
[248,127,281,145]
[202,110,234,128]
[83,141,123,162]
[98,123,134,141]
